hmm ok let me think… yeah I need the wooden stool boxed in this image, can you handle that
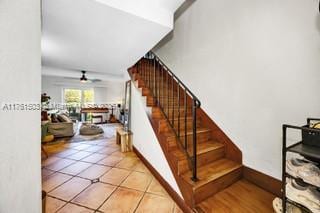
[116,127,133,152]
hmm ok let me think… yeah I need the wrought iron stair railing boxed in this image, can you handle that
[133,51,201,181]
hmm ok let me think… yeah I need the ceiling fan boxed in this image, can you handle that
[80,70,87,82]
[63,71,102,83]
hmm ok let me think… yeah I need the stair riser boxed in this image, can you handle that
[147,96,183,105]
[146,97,155,107]
[166,136,213,152]
[151,109,164,119]
[152,112,193,120]
[135,77,183,94]
[139,79,176,87]
[137,83,191,106]
[136,72,190,92]
[193,167,242,205]
[131,73,138,81]
[142,94,184,105]
[138,80,176,91]
[141,87,152,96]
[158,119,201,134]
[167,130,212,145]
[177,147,225,175]
[152,106,192,115]
[136,74,176,83]
[148,102,191,109]
[166,139,205,151]
[141,88,180,99]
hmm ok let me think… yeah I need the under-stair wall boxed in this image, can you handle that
[130,80,183,197]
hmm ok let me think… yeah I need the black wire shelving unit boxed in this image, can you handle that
[282,118,320,213]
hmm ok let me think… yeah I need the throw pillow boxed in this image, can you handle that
[51,114,59,123]
[57,113,72,123]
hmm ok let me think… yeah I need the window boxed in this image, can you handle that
[64,88,94,107]
[82,89,94,104]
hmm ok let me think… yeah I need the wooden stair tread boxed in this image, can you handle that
[172,141,224,159]
[181,159,242,188]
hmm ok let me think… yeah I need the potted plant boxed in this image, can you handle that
[41,93,51,121]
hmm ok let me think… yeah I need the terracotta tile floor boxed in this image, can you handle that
[42,125,182,213]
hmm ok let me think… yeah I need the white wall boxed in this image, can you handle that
[130,81,182,197]
[0,0,41,212]
[155,0,320,179]
[94,86,124,104]
[42,76,63,103]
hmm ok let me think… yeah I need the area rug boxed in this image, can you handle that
[69,123,122,143]
[53,123,122,143]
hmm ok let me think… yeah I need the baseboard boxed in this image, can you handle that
[133,146,194,213]
[243,166,281,197]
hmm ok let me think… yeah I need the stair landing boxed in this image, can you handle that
[195,179,275,213]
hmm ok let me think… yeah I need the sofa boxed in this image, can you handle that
[46,112,76,137]
[48,122,75,137]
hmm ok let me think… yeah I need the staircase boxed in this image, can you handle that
[128,52,243,210]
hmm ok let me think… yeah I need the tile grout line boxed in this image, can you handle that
[94,169,134,212]
[43,137,176,212]
[44,150,143,180]
[43,144,140,212]
[49,194,96,213]
[132,171,154,213]
[42,141,118,196]
[50,166,110,213]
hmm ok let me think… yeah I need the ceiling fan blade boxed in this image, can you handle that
[89,79,102,83]
[63,77,80,80]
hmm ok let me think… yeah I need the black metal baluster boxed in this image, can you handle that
[139,61,141,76]
[161,66,164,109]
[136,62,138,76]
[149,56,151,90]
[158,63,160,105]
[184,90,187,149]
[153,57,156,103]
[144,56,146,86]
[155,60,158,105]
[177,83,180,138]
[143,58,147,82]
[158,63,162,107]
[147,55,149,88]
[167,73,170,121]
[139,59,143,79]
[144,54,146,83]
[158,63,161,105]
[191,100,198,181]
[141,60,144,80]
[140,59,142,79]
[172,76,174,126]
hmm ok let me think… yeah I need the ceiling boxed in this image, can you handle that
[42,0,184,81]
